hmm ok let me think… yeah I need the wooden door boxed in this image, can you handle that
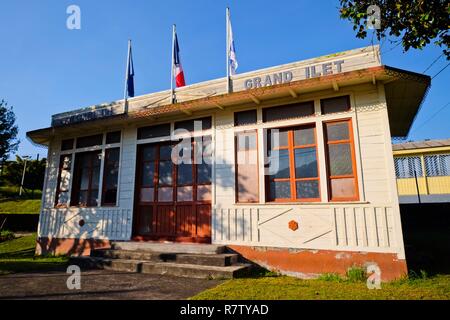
[133,137,212,243]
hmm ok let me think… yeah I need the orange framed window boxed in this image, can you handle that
[235,130,259,203]
[324,119,359,201]
[266,124,320,202]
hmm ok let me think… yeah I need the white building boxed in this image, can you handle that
[27,46,430,280]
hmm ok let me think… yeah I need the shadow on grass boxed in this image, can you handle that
[0,260,68,275]
[0,248,35,259]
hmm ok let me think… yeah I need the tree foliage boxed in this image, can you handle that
[339,0,450,59]
[0,100,19,162]
[2,156,46,191]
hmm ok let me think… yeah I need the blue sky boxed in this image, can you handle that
[1,0,449,160]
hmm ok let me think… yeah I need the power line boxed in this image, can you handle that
[422,53,444,74]
[432,62,450,79]
[410,101,450,135]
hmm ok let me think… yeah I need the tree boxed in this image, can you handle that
[339,0,450,59]
[0,100,19,163]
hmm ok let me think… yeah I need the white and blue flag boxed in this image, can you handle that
[228,21,239,75]
[227,9,238,76]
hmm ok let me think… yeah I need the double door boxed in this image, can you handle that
[133,137,212,243]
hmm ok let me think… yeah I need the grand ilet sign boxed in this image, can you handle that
[243,60,345,90]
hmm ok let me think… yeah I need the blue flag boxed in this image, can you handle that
[126,43,135,98]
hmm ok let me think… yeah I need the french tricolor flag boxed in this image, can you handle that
[173,31,186,88]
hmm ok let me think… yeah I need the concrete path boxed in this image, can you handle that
[0,270,223,300]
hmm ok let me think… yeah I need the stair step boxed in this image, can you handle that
[110,241,226,255]
[70,256,251,279]
[93,249,239,266]
[141,261,250,279]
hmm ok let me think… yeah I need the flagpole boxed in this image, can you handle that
[226,7,230,93]
[124,39,131,113]
[171,24,176,104]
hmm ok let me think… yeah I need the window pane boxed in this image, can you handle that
[269,181,291,200]
[102,148,120,205]
[263,101,314,122]
[158,187,173,202]
[142,146,156,161]
[326,122,349,141]
[138,207,152,234]
[177,186,193,202]
[237,164,259,202]
[56,155,72,206]
[296,180,319,199]
[425,154,450,177]
[295,147,318,178]
[321,96,350,114]
[159,145,172,161]
[103,189,117,205]
[106,131,121,144]
[158,161,173,185]
[330,178,356,199]
[76,134,103,148]
[142,162,155,186]
[80,166,90,190]
[175,117,212,132]
[235,109,257,126]
[237,132,257,151]
[91,164,100,189]
[328,144,353,176]
[268,129,288,149]
[61,139,74,151]
[140,188,154,202]
[294,127,315,146]
[395,157,423,178]
[78,191,88,206]
[197,185,212,201]
[269,149,290,179]
[137,123,170,140]
[178,163,193,185]
[88,189,99,207]
[197,162,212,184]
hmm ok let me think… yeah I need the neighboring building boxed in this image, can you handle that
[27,46,430,280]
[393,139,450,204]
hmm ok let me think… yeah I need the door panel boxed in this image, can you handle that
[133,140,212,243]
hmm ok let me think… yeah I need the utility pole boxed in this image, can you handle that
[19,156,31,197]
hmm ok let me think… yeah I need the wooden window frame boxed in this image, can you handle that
[235,130,259,203]
[234,109,258,127]
[323,118,359,202]
[70,150,102,207]
[266,124,321,203]
[137,137,212,206]
[320,95,351,115]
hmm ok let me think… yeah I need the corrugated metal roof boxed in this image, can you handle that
[392,138,450,151]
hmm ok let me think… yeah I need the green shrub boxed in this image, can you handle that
[318,273,343,282]
[0,230,15,242]
[346,266,367,283]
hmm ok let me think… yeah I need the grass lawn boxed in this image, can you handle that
[191,274,450,300]
[0,199,41,214]
[0,233,68,275]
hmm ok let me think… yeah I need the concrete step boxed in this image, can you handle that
[93,249,239,267]
[71,256,251,279]
[110,241,226,255]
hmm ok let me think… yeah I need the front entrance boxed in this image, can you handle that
[133,137,212,243]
